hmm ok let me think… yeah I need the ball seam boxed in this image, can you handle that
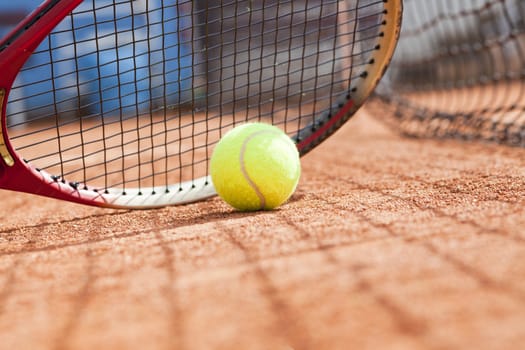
[239,130,281,210]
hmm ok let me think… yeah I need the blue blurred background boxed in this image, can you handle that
[1,0,193,124]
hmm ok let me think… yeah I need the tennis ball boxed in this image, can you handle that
[210,122,301,211]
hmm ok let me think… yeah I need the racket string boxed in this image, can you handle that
[6,0,389,193]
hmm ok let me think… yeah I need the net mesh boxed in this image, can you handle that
[374,0,525,147]
[4,0,389,193]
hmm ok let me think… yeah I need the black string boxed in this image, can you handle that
[7,0,387,192]
[377,0,525,147]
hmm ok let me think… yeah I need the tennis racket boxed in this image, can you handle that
[0,0,402,209]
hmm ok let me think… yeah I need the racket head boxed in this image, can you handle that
[0,0,402,209]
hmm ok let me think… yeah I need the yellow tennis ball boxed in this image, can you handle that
[210,122,301,211]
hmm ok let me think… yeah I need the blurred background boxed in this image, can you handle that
[1,0,195,125]
[2,0,367,129]
[387,0,525,87]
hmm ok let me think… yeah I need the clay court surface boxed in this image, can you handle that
[1,107,524,349]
